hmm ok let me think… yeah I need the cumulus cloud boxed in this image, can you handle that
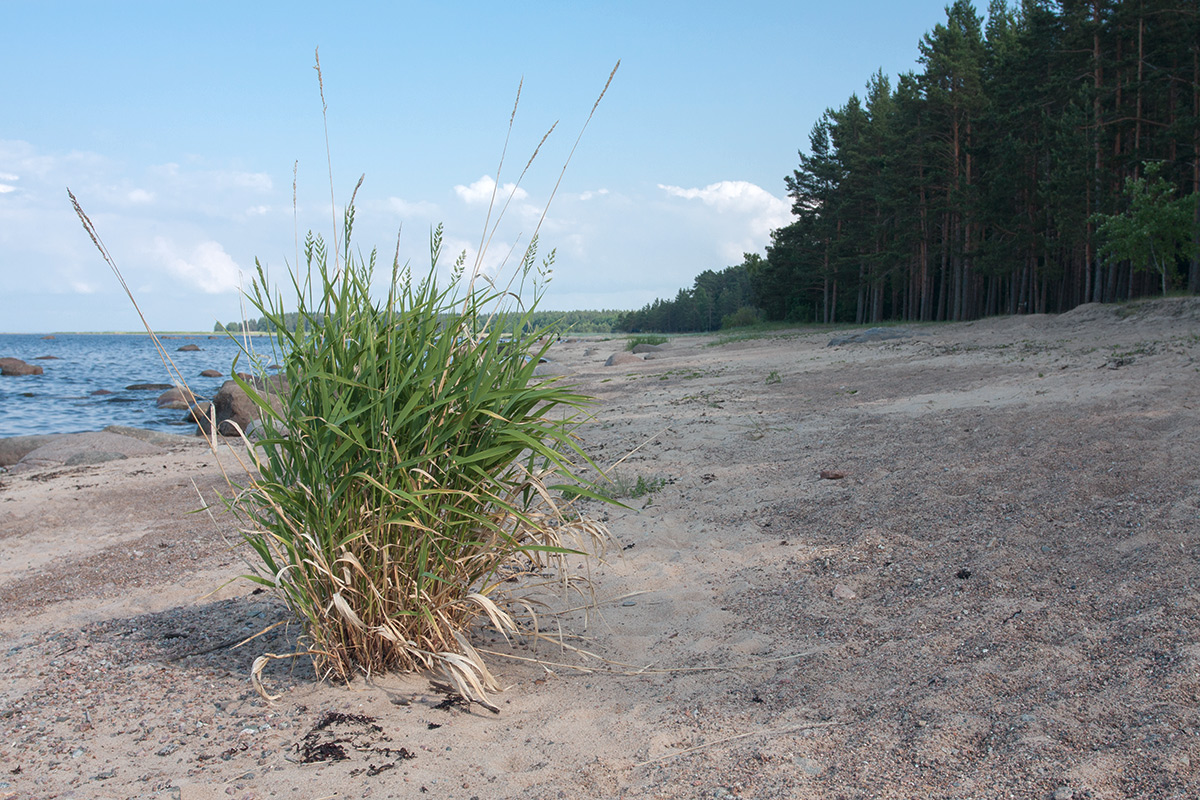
[658,180,792,261]
[454,175,528,205]
[659,180,791,230]
[151,237,242,294]
[388,197,439,218]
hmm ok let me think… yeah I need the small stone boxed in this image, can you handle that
[1052,787,1073,800]
[831,583,857,600]
[793,756,823,775]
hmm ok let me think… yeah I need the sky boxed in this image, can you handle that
[1,0,959,333]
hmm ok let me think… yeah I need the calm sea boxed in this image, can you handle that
[0,333,279,438]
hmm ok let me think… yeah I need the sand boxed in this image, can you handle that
[2,297,1199,799]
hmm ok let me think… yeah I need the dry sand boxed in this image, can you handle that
[2,298,1199,799]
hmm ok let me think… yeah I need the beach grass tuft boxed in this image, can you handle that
[231,215,615,702]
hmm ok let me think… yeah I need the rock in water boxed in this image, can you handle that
[156,385,201,410]
[202,376,287,437]
[0,357,44,376]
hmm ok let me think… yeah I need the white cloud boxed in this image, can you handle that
[658,180,792,261]
[454,175,528,206]
[0,171,18,192]
[224,171,272,192]
[578,188,609,201]
[127,188,154,204]
[70,280,98,294]
[659,180,790,229]
[0,172,18,181]
[388,197,439,218]
[151,237,243,294]
[0,184,15,194]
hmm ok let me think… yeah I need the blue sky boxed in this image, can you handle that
[2,0,957,333]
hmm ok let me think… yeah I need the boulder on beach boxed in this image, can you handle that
[0,357,44,376]
[6,430,167,474]
[605,352,644,367]
[0,434,63,467]
[102,425,206,447]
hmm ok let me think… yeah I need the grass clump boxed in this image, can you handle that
[626,335,668,350]
[562,471,668,501]
[235,215,611,703]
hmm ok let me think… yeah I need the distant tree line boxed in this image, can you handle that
[622,0,1200,333]
[614,262,757,333]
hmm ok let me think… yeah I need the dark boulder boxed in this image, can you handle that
[126,383,173,391]
[177,344,201,352]
[156,385,202,410]
[185,401,212,426]
[201,375,287,437]
[0,358,44,376]
[199,369,223,378]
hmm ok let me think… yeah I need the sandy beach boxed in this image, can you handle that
[2,298,1199,799]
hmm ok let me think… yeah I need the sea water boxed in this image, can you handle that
[0,333,279,437]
